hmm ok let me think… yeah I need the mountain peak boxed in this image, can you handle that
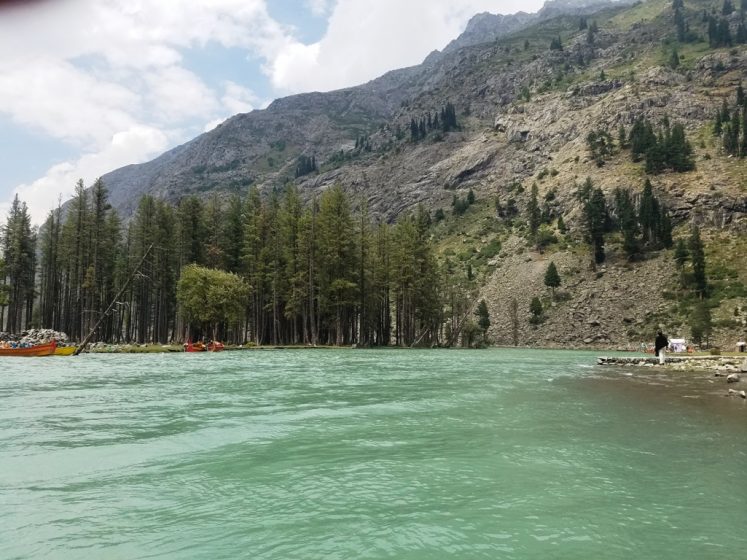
[440,0,629,56]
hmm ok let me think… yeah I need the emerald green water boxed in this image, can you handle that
[1,349,745,559]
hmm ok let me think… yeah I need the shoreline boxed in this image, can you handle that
[597,354,747,403]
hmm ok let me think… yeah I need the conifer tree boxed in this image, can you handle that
[618,124,627,149]
[543,262,561,298]
[222,194,245,273]
[670,48,680,69]
[177,196,206,268]
[527,183,541,237]
[737,21,747,44]
[38,205,62,330]
[638,179,658,244]
[1,195,35,333]
[59,179,91,340]
[410,118,419,142]
[529,296,543,324]
[317,184,357,346]
[673,236,690,291]
[615,188,641,259]
[688,225,707,298]
[475,299,490,342]
[242,186,267,344]
[584,188,608,264]
[690,300,712,346]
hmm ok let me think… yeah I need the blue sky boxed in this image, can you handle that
[0,0,542,223]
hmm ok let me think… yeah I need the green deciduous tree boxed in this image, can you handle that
[177,264,249,342]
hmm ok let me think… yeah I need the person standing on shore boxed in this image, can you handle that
[654,330,669,365]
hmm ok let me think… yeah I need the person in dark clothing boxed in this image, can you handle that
[654,330,668,364]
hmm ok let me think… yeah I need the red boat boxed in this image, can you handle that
[184,340,206,352]
[0,340,57,357]
[184,340,224,352]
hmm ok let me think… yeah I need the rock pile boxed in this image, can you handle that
[0,329,69,344]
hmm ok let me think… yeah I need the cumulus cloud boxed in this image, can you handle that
[221,81,260,115]
[305,0,333,17]
[268,0,544,94]
[12,125,170,224]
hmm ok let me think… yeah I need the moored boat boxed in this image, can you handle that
[184,341,206,352]
[0,340,57,357]
[184,340,224,352]
[54,346,77,356]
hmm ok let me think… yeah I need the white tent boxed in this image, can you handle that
[669,338,687,352]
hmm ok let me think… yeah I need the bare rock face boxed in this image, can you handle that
[442,11,535,55]
[479,239,680,349]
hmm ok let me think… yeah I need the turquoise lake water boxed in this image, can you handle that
[1,348,745,559]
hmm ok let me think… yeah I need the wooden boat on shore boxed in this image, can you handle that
[54,346,76,356]
[0,340,57,357]
[184,341,225,352]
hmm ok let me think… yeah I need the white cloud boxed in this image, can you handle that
[0,56,140,147]
[221,81,260,114]
[11,125,170,224]
[203,81,262,132]
[268,0,544,94]
[142,66,219,122]
[305,0,333,17]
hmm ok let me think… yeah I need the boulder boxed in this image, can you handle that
[740,359,747,373]
[726,373,740,383]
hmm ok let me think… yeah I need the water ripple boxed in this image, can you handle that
[1,349,746,559]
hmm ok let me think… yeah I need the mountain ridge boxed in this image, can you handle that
[99,0,633,218]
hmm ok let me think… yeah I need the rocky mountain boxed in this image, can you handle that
[100,0,633,219]
[97,0,747,349]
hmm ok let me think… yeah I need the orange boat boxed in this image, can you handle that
[185,340,206,352]
[184,340,224,352]
[0,340,57,357]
